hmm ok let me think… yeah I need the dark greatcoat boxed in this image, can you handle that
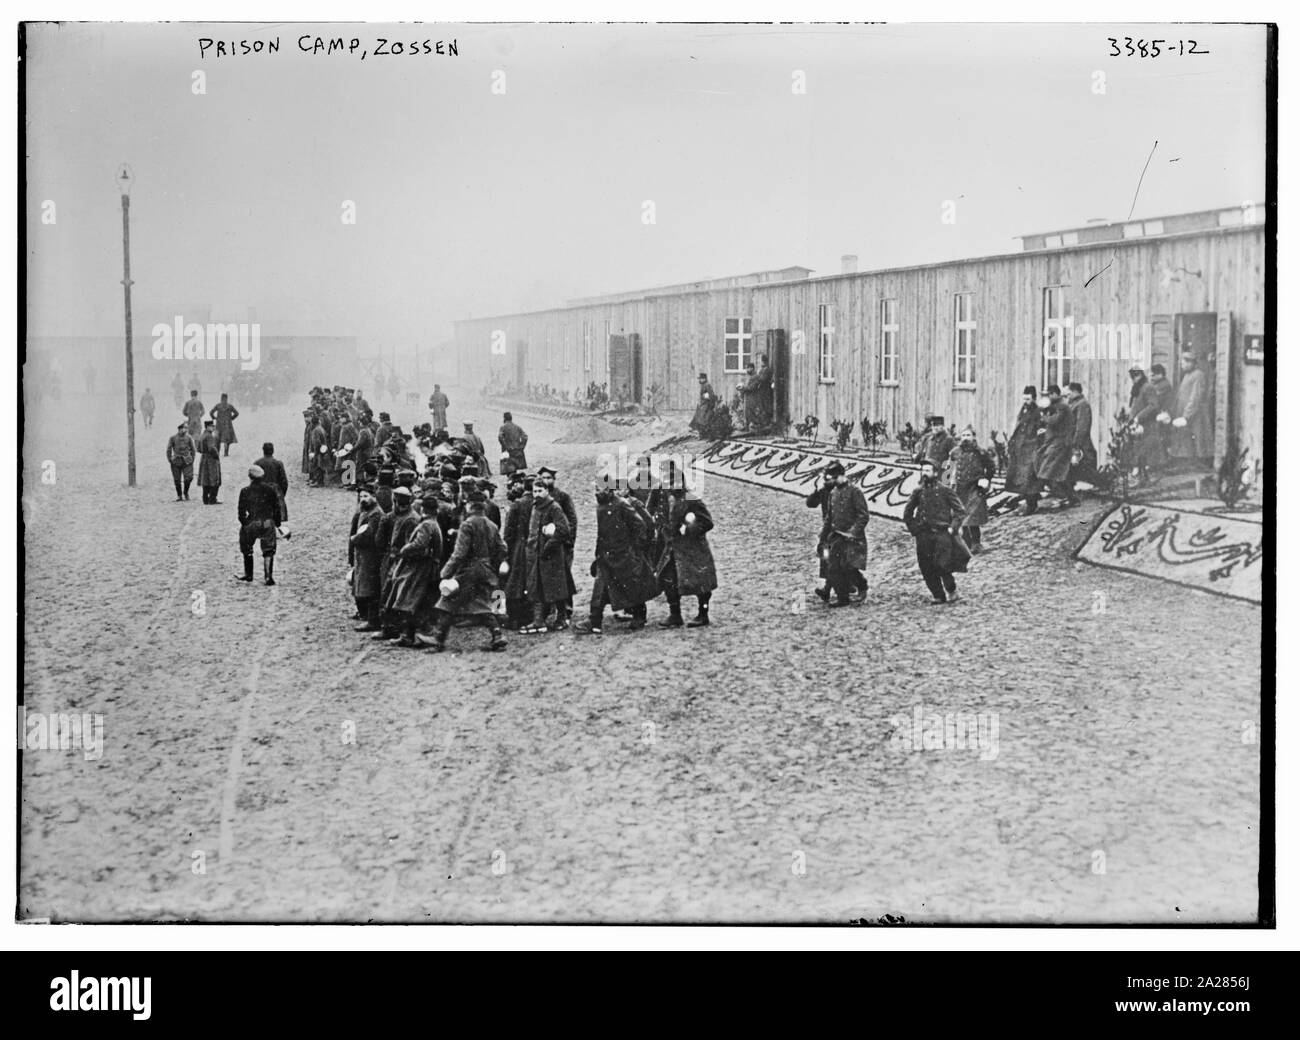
[1066,395,1098,481]
[1131,376,1176,469]
[429,392,450,430]
[309,424,328,481]
[353,426,374,481]
[502,496,534,601]
[690,382,719,433]
[378,507,420,605]
[915,426,956,470]
[384,516,442,615]
[498,421,528,470]
[1005,402,1041,494]
[825,482,870,573]
[255,454,289,521]
[210,401,239,444]
[591,498,660,611]
[655,494,718,596]
[525,498,572,604]
[945,442,996,526]
[550,487,578,596]
[182,397,206,439]
[903,481,970,574]
[437,512,506,616]
[197,430,222,487]
[349,502,387,600]
[1034,401,1075,483]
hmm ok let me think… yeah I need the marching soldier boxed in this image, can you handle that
[903,459,968,605]
[655,485,718,628]
[421,489,508,652]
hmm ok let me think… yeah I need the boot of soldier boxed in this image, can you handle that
[263,556,276,586]
[183,478,192,501]
[417,616,453,651]
[486,618,507,652]
[659,599,684,628]
[395,617,421,649]
[687,596,711,627]
[237,555,254,582]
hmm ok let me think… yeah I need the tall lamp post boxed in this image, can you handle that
[117,164,136,487]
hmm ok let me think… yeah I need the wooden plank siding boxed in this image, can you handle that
[454,224,1264,455]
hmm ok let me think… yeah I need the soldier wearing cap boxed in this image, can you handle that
[166,422,197,501]
[349,485,388,630]
[537,466,577,619]
[500,471,534,629]
[498,411,529,473]
[197,419,223,504]
[237,465,283,585]
[903,459,968,605]
[371,485,421,639]
[420,489,508,652]
[308,411,329,486]
[913,414,955,471]
[818,461,870,606]
[255,442,290,522]
[461,421,490,475]
[383,492,444,648]
[522,478,572,633]
[577,480,660,634]
[428,384,450,431]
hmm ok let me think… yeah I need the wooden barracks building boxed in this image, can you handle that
[453,205,1266,463]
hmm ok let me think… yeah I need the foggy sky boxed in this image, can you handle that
[24,22,1268,348]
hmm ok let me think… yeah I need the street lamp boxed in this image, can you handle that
[117,163,137,487]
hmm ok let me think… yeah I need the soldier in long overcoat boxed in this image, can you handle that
[1171,353,1213,468]
[421,491,508,652]
[945,427,996,549]
[522,480,572,633]
[182,390,206,440]
[1005,387,1041,511]
[197,420,223,504]
[822,462,870,606]
[1130,364,1176,483]
[383,492,444,647]
[349,489,387,629]
[209,393,239,455]
[655,488,718,628]
[308,416,329,487]
[581,487,660,633]
[372,486,421,640]
[1033,387,1076,505]
[498,412,529,471]
[500,474,533,628]
[1066,383,1098,490]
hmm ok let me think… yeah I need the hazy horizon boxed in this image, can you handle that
[25,22,1268,348]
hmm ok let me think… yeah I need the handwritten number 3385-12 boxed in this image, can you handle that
[1108,38,1209,58]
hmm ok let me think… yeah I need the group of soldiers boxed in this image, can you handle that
[342,449,721,651]
[161,390,242,502]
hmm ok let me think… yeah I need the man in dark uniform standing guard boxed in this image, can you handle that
[237,465,283,586]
